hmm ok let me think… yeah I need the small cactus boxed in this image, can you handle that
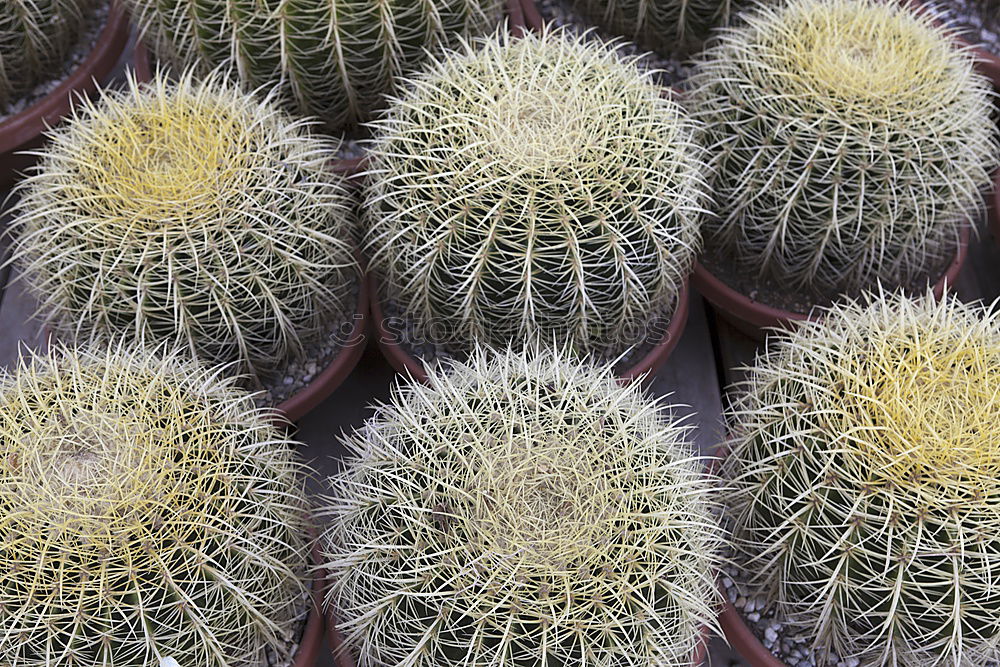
[320,346,722,665]
[8,71,359,381]
[0,0,95,110]
[364,29,707,357]
[571,0,732,55]
[0,343,314,665]
[119,0,505,131]
[689,0,998,294]
[722,292,1000,666]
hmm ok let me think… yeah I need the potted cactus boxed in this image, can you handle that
[7,71,367,423]
[0,0,131,188]
[718,291,1000,666]
[365,29,709,383]
[121,0,542,176]
[688,0,998,340]
[0,343,323,665]
[319,346,722,665]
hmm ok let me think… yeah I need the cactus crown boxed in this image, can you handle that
[321,346,722,665]
[722,292,1000,666]
[120,0,504,131]
[571,0,731,55]
[0,343,313,666]
[365,29,707,357]
[690,0,998,293]
[0,0,94,110]
[9,70,358,381]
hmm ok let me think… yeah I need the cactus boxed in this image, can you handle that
[320,346,722,665]
[119,0,504,132]
[721,291,1000,666]
[0,342,314,666]
[0,0,96,110]
[689,0,998,294]
[571,0,732,55]
[364,29,707,357]
[8,70,359,381]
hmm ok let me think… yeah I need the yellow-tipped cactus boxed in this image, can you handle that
[722,292,1000,665]
[8,71,358,381]
[689,0,998,293]
[1,0,96,109]
[0,343,313,665]
[365,29,708,357]
[120,0,504,131]
[320,346,722,665]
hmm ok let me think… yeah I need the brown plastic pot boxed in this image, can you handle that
[132,0,542,181]
[694,222,971,342]
[0,1,131,189]
[370,271,690,385]
[273,275,370,424]
[327,610,710,666]
[719,599,785,667]
[291,563,328,667]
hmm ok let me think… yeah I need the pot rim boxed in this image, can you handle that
[693,221,971,341]
[369,271,690,385]
[0,0,131,155]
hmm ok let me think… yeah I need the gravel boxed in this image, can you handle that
[0,2,110,123]
[536,0,694,87]
[253,279,361,407]
[921,0,1000,56]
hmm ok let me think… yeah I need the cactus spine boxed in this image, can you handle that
[119,0,505,131]
[0,0,96,110]
[321,346,722,665]
[0,343,314,666]
[364,29,707,357]
[571,0,732,54]
[689,0,998,294]
[722,292,1000,666]
[9,71,359,381]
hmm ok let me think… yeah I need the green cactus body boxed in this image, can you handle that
[571,0,731,54]
[722,293,1000,666]
[0,0,96,110]
[364,30,707,357]
[122,0,504,131]
[689,0,998,294]
[9,71,359,380]
[320,346,722,665]
[0,344,313,666]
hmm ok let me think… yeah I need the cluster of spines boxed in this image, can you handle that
[722,292,1000,666]
[8,70,359,381]
[571,0,732,54]
[0,0,95,109]
[364,28,707,357]
[689,0,998,293]
[121,0,505,131]
[321,346,722,665]
[0,343,313,666]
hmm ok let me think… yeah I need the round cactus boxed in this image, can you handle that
[689,0,998,294]
[119,0,504,132]
[571,0,731,55]
[0,343,313,666]
[8,70,359,381]
[0,0,96,110]
[320,346,722,665]
[722,292,1000,666]
[364,29,707,357]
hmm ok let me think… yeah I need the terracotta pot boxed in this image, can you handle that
[292,563,328,667]
[273,275,370,424]
[131,0,541,181]
[719,600,786,667]
[0,1,131,189]
[370,271,690,385]
[694,222,971,342]
[327,610,710,666]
